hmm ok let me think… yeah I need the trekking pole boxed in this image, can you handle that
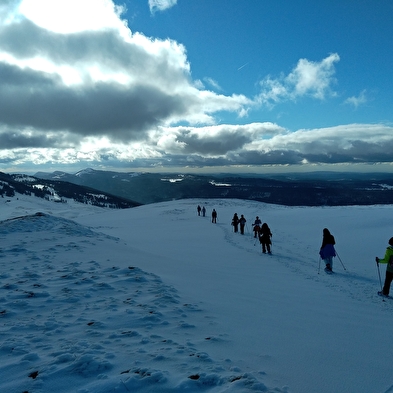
[376,261,383,291]
[318,257,321,274]
[335,250,347,271]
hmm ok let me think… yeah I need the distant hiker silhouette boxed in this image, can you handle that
[212,209,217,223]
[197,205,201,216]
[252,216,262,238]
[232,213,239,233]
[258,223,272,254]
[319,228,336,272]
[202,206,206,217]
[239,215,246,234]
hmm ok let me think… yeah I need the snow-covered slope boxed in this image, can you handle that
[1,195,393,392]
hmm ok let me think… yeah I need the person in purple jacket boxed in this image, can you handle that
[319,228,336,272]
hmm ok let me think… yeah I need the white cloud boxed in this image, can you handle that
[258,53,340,106]
[344,90,367,108]
[154,122,285,156]
[19,0,127,34]
[203,77,222,91]
[0,0,252,144]
[149,0,177,14]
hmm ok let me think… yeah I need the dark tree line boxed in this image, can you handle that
[0,172,140,209]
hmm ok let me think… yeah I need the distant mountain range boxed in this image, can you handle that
[32,168,393,206]
[0,171,141,209]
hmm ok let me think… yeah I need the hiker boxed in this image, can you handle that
[197,205,201,216]
[202,206,206,217]
[232,213,239,233]
[258,223,272,254]
[375,237,393,296]
[212,209,217,223]
[319,228,336,272]
[252,216,262,238]
[239,215,246,235]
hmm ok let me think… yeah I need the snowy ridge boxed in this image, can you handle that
[0,208,275,392]
[1,196,393,392]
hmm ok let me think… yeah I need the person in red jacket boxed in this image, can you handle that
[376,237,393,297]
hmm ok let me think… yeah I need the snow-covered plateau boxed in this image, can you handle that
[1,194,393,393]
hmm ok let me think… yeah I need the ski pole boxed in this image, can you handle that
[376,261,383,291]
[335,250,347,271]
[318,257,321,274]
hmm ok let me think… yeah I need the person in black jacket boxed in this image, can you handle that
[212,209,217,223]
[319,228,336,272]
[259,223,272,254]
[239,215,246,234]
[232,213,239,233]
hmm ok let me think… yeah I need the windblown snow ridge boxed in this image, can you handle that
[0,211,283,393]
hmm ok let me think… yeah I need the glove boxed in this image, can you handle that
[376,257,379,264]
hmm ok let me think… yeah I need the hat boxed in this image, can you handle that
[389,237,393,246]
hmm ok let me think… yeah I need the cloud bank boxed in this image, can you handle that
[0,0,392,172]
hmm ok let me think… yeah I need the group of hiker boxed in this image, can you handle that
[197,205,393,297]
[199,206,274,254]
[197,205,206,217]
[231,213,273,254]
[197,205,217,223]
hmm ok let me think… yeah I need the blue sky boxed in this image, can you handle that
[1,0,393,174]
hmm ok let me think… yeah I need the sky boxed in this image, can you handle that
[1,0,393,174]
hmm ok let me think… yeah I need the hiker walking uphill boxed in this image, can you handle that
[239,215,246,235]
[319,228,336,272]
[252,216,262,238]
[376,237,393,297]
[232,213,239,233]
[258,223,272,254]
[211,209,217,223]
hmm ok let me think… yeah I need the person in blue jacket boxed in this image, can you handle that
[319,228,336,272]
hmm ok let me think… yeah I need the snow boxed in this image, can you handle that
[1,194,393,393]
